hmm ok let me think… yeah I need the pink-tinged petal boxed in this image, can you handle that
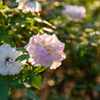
[25,37,33,50]
[34,49,40,54]
[49,52,61,61]
[38,37,45,46]
[34,48,47,56]
[42,33,51,38]
[61,52,66,60]
[62,4,86,19]
[34,55,44,65]
[36,58,52,67]
[44,60,52,67]
[30,54,51,67]
[35,46,44,52]
[59,43,65,51]
[28,46,35,54]
[50,61,61,69]
[52,34,60,44]
[44,36,53,46]
[40,54,50,61]
[52,42,65,52]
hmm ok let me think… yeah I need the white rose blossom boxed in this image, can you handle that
[0,44,26,75]
[16,0,42,14]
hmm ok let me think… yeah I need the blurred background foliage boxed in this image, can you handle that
[0,0,100,100]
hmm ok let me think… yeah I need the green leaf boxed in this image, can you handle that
[0,34,5,38]
[34,66,46,73]
[10,2,18,8]
[20,72,31,82]
[27,89,40,100]
[20,73,28,82]
[8,30,15,35]
[75,84,85,90]
[4,37,13,44]
[0,4,7,9]
[0,77,10,84]
[29,74,41,89]
[0,84,10,100]
[52,89,57,95]
[93,84,100,92]
[16,47,28,53]
[15,54,29,62]
[21,95,30,99]
[10,78,25,89]
[21,67,30,73]
[67,98,73,100]
[14,31,20,35]
[86,51,94,57]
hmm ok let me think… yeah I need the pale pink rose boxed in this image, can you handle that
[25,33,66,69]
[62,5,86,19]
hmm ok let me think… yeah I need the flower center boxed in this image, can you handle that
[44,45,53,51]
[5,57,13,67]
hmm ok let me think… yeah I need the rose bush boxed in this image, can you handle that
[0,0,100,100]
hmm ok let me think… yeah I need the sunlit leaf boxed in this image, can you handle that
[29,74,41,89]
